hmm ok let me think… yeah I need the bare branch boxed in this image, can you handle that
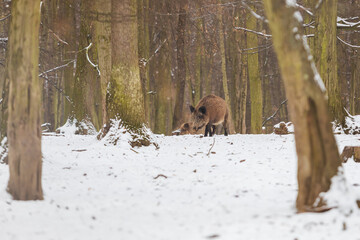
[295,4,313,17]
[337,36,360,49]
[0,14,11,22]
[141,39,167,67]
[207,138,216,157]
[39,60,76,77]
[234,26,272,38]
[262,99,288,127]
[48,29,68,45]
[85,42,101,76]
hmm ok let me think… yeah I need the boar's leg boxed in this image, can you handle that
[223,114,229,136]
[211,125,216,135]
[204,124,212,137]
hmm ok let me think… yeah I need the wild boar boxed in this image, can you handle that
[172,122,203,136]
[189,94,230,136]
[172,122,193,136]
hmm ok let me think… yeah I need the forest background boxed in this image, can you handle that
[0,0,359,136]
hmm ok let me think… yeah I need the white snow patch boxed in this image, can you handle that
[286,0,297,7]
[56,118,78,135]
[319,167,360,215]
[56,118,97,136]
[294,11,303,22]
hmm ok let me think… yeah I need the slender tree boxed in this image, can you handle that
[95,0,112,126]
[7,0,43,200]
[173,0,189,129]
[72,0,102,131]
[247,6,263,134]
[263,0,343,212]
[313,0,345,126]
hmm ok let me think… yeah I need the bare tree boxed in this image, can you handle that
[7,0,43,200]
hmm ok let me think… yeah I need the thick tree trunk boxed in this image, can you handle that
[7,0,43,200]
[107,0,145,127]
[172,0,188,129]
[263,0,342,212]
[314,0,345,125]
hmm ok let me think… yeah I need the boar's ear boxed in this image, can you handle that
[189,105,195,113]
[183,123,189,129]
[199,106,206,115]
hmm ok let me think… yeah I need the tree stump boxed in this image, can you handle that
[340,146,360,163]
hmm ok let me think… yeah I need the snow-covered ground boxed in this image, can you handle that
[0,133,360,240]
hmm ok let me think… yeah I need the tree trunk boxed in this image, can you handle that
[107,0,145,127]
[95,0,112,126]
[217,3,234,133]
[72,0,102,130]
[263,0,342,212]
[7,0,43,200]
[137,0,150,125]
[247,8,263,134]
[172,0,188,129]
[314,0,345,126]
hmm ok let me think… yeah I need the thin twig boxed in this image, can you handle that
[39,60,75,77]
[234,26,272,38]
[207,138,216,157]
[337,36,360,48]
[39,74,73,104]
[85,42,101,76]
[262,99,288,127]
[0,14,11,22]
[153,174,168,179]
[48,28,68,45]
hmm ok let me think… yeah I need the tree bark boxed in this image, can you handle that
[263,0,342,212]
[7,0,43,200]
[314,0,345,126]
[172,0,188,129]
[217,3,234,133]
[95,0,112,126]
[107,0,145,127]
[247,7,263,134]
[72,0,102,130]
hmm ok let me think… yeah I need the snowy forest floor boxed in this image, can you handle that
[1,133,360,240]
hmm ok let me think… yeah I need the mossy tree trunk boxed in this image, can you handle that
[247,8,263,134]
[107,0,145,127]
[313,0,345,126]
[172,0,188,129]
[7,0,43,200]
[263,0,342,212]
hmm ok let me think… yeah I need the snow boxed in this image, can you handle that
[1,133,360,240]
[294,11,303,23]
[302,36,327,92]
[286,0,297,7]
